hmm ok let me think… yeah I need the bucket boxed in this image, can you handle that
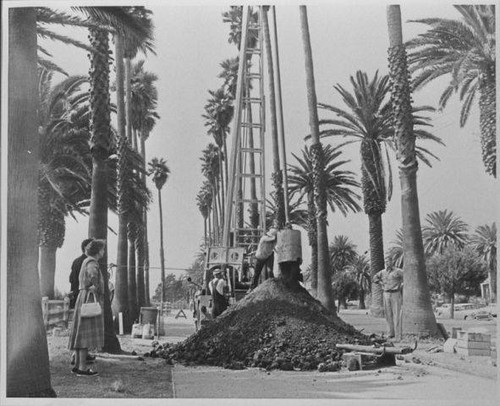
[140,307,158,325]
[142,323,155,339]
[276,229,302,263]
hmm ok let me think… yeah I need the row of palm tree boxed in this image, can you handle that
[387,210,497,303]
[317,70,444,316]
[7,5,162,395]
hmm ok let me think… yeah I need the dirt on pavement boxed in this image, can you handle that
[48,330,173,398]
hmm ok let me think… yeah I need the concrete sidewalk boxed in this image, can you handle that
[159,311,497,401]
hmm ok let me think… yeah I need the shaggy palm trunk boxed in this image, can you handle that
[478,68,496,177]
[263,6,285,229]
[300,6,335,312]
[368,213,385,317]
[136,225,146,308]
[88,26,121,352]
[113,34,129,328]
[359,290,366,309]
[387,5,438,336]
[7,9,55,396]
[360,139,386,317]
[307,194,318,296]
[139,134,151,305]
[38,183,65,299]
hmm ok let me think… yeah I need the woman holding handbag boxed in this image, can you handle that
[68,239,106,376]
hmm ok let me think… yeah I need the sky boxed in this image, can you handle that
[23,0,497,295]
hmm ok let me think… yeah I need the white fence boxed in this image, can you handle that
[41,296,71,329]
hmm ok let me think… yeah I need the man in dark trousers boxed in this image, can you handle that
[208,267,228,318]
[69,238,94,309]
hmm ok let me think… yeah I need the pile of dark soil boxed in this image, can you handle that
[148,278,371,371]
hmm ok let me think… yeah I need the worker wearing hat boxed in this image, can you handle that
[209,267,228,318]
[250,225,278,290]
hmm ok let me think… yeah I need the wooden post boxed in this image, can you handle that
[63,296,70,327]
[41,297,49,328]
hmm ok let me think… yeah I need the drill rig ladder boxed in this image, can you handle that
[203,6,267,300]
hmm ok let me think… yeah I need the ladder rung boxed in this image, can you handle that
[248,24,261,31]
[239,173,263,178]
[240,147,262,153]
[243,97,263,104]
[246,48,261,55]
[234,228,262,232]
[247,73,262,80]
[241,122,263,129]
[235,198,264,204]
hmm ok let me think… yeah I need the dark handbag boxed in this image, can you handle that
[80,292,102,318]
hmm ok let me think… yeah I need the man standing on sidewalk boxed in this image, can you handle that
[373,258,404,341]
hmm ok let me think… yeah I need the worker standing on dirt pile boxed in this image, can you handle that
[209,267,229,318]
[250,225,279,290]
[373,257,404,341]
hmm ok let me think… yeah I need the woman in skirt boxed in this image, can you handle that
[68,239,106,376]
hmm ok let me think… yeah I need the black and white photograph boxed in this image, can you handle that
[1,0,498,404]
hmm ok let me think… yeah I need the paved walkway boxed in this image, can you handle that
[159,310,498,402]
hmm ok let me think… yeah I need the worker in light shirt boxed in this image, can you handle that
[373,257,404,341]
[208,267,228,318]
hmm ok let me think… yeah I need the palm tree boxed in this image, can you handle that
[318,70,443,316]
[471,223,496,302]
[386,5,438,336]
[74,6,154,352]
[299,5,334,312]
[38,70,92,299]
[201,143,223,243]
[203,87,234,222]
[329,235,358,273]
[196,182,213,247]
[7,8,56,397]
[288,144,361,295]
[345,254,371,309]
[406,5,496,177]
[422,210,469,256]
[147,158,170,310]
[130,61,159,306]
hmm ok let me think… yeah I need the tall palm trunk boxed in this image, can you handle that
[300,6,335,312]
[7,8,55,396]
[307,193,318,296]
[113,33,129,328]
[262,6,285,228]
[157,188,166,304]
[360,139,386,317]
[39,245,57,298]
[139,134,151,305]
[387,5,438,336]
[479,67,496,177]
[368,213,385,316]
[88,26,121,352]
[489,246,497,302]
[128,222,138,326]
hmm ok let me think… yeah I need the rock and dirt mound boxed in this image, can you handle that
[149,278,371,371]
